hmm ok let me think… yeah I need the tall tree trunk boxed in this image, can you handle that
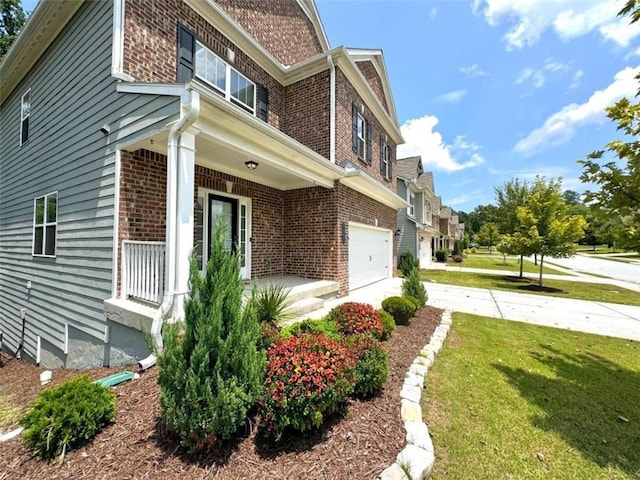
[534,253,537,265]
[539,255,544,287]
[519,254,524,278]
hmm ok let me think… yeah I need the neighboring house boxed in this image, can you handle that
[0,0,407,368]
[395,156,440,268]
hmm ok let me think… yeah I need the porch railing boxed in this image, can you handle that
[121,241,166,304]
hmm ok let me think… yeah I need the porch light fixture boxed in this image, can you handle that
[395,228,402,237]
[245,160,259,170]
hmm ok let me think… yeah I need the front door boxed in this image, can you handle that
[207,194,250,279]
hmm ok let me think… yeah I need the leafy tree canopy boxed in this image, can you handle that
[0,0,27,62]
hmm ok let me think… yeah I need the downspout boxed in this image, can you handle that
[139,88,200,370]
[327,54,336,163]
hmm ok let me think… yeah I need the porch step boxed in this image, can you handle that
[286,280,339,303]
[287,297,325,319]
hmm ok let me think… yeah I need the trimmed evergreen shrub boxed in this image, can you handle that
[377,309,395,341]
[381,296,415,326]
[346,334,389,398]
[259,333,356,440]
[20,375,116,462]
[281,317,340,340]
[158,221,266,451]
[453,240,462,256]
[326,302,384,340]
[435,249,448,262]
[404,295,422,310]
[401,268,427,307]
[399,251,419,277]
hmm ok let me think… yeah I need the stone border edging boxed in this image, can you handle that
[377,309,453,480]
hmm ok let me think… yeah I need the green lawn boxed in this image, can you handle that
[423,314,640,480]
[420,270,640,306]
[447,254,568,275]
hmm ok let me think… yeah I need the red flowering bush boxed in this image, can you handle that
[327,302,384,340]
[346,334,389,398]
[259,333,356,440]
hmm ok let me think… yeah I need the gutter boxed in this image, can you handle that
[139,89,200,370]
[327,54,336,163]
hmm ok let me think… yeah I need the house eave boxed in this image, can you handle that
[0,0,83,105]
[341,169,409,209]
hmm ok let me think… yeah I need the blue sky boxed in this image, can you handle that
[21,0,639,213]
[316,0,640,212]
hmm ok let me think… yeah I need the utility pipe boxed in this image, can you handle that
[327,54,336,164]
[139,88,200,371]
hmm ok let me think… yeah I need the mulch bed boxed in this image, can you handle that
[0,306,442,480]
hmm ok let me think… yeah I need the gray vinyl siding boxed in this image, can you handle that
[395,181,417,260]
[0,0,179,366]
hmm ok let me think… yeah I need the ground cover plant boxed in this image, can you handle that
[420,270,640,306]
[20,375,116,462]
[423,313,640,479]
[326,302,384,340]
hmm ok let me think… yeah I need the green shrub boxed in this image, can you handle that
[326,302,384,340]
[404,295,422,310]
[281,317,340,340]
[453,240,462,256]
[260,333,356,440]
[20,375,116,462]
[256,283,292,324]
[158,221,266,452]
[398,251,419,277]
[453,255,463,263]
[346,334,389,398]
[401,268,427,307]
[382,296,415,326]
[435,249,448,262]
[377,309,395,340]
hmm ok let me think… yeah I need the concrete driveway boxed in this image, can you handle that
[543,254,640,285]
[307,277,640,342]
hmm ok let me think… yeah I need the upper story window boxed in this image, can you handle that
[20,89,30,145]
[408,191,415,218]
[379,136,392,179]
[352,102,372,164]
[33,192,57,257]
[195,41,255,114]
[424,201,432,226]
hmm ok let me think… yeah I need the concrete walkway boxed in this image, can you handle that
[304,273,640,342]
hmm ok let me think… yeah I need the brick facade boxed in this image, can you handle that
[335,68,397,189]
[356,60,389,113]
[123,0,286,131]
[283,70,331,159]
[215,0,324,66]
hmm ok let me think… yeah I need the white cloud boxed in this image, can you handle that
[433,89,468,103]
[445,190,486,207]
[625,46,640,60]
[569,69,584,89]
[514,66,639,156]
[515,59,570,88]
[473,0,640,49]
[460,63,488,78]
[397,116,485,172]
[487,165,583,191]
[430,7,438,19]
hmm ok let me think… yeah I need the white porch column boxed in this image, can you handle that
[173,130,197,319]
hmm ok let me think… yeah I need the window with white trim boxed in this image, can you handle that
[356,112,365,158]
[408,191,415,218]
[424,201,432,226]
[33,192,57,257]
[195,42,255,114]
[21,89,30,145]
[380,138,390,178]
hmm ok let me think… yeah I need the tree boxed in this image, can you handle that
[0,0,28,61]
[465,204,498,235]
[579,0,640,253]
[476,222,501,254]
[158,221,266,451]
[494,179,531,276]
[562,190,581,206]
[515,177,587,287]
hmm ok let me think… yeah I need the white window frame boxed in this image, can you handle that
[408,191,415,218]
[195,41,256,115]
[424,201,432,226]
[33,191,58,258]
[381,141,390,178]
[20,89,30,146]
[356,112,366,158]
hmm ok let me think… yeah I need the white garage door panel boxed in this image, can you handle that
[348,225,390,290]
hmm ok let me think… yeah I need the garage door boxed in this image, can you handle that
[348,224,391,290]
